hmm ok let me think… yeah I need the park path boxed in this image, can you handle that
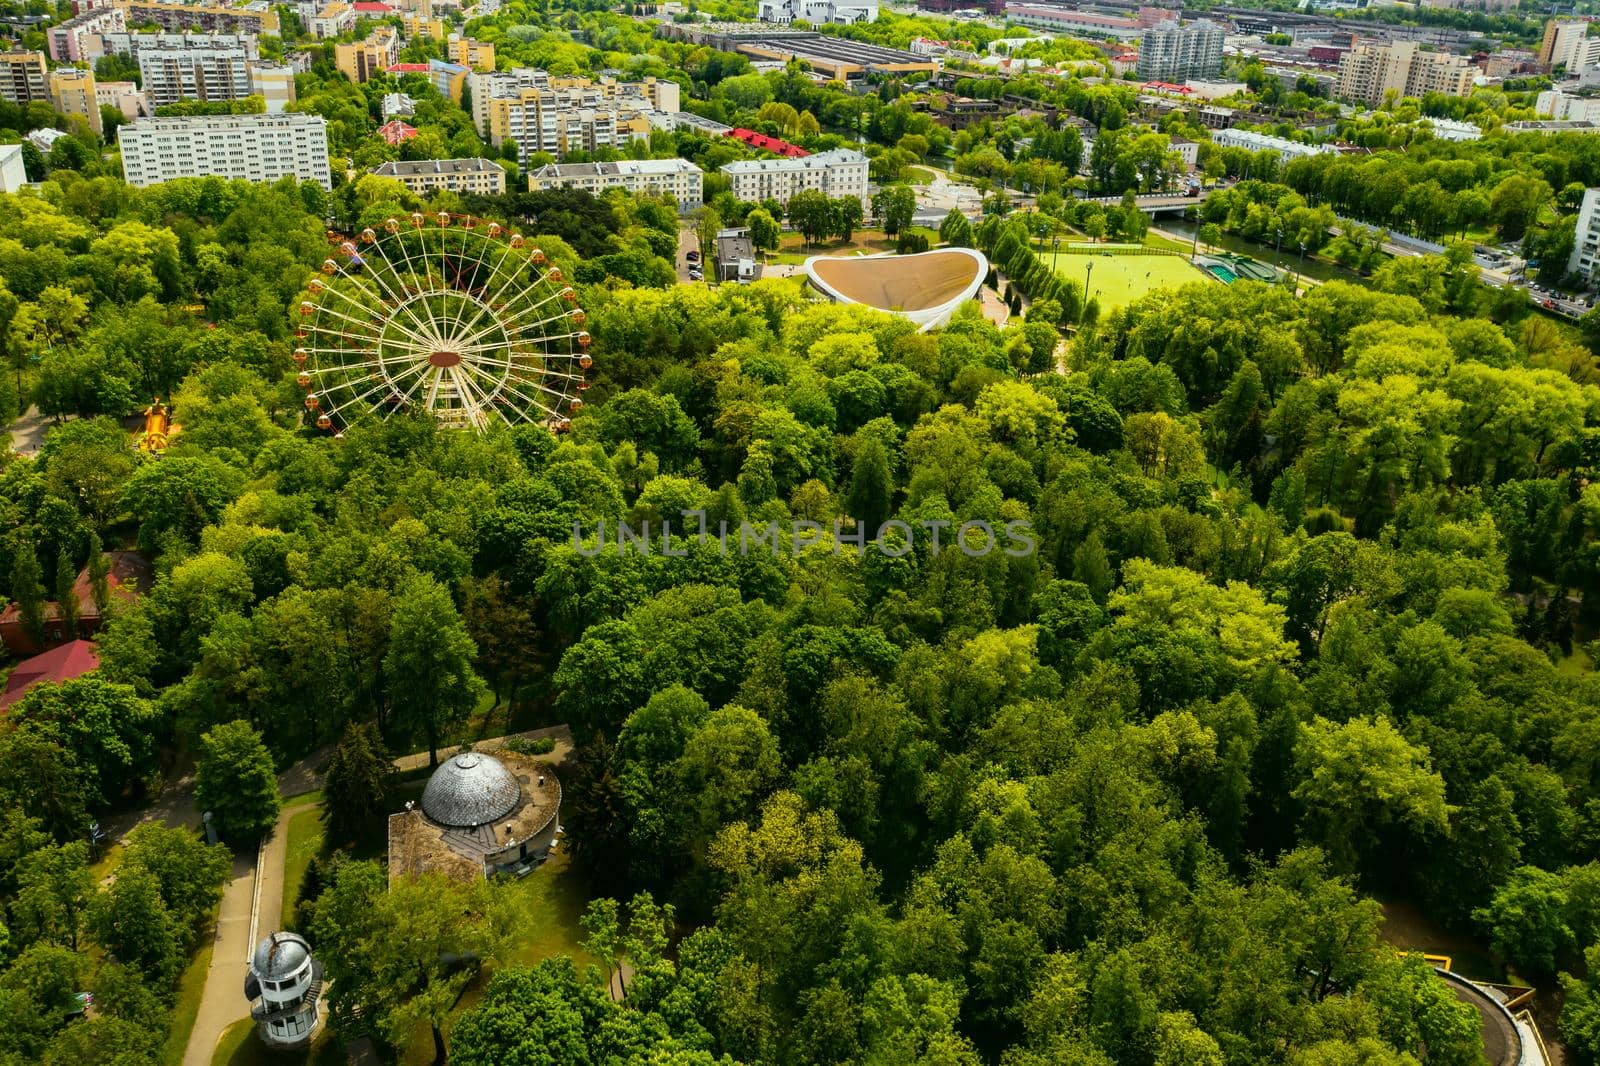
[175,724,572,1065]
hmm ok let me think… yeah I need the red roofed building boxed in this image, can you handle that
[0,550,152,656]
[0,640,100,710]
[353,2,392,12]
[386,62,430,74]
[726,128,808,158]
[1141,81,1193,94]
[378,118,418,145]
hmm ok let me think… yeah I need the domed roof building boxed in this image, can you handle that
[389,747,562,884]
[243,931,322,1049]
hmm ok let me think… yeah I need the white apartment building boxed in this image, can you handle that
[135,34,256,106]
[1136,19,1224,81]
[1568,187,1600,280]
[756,0,878,25]
[528,158,703,210]
[1536,88,1600,121]
[1423,117,1482,141]
[1211,128,1333,163]
[118,112,332,188]
[370,157,507,195]
[720,148,869,208]
[1540,19,1599,71]
[469,68,679,139]
[0,143,26,192]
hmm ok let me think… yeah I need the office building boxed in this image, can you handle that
[335,28,398,83]
[756,0,877,25]
[48,5,124,62]
[118,111,331,187]
[528,158,703,209]
[49,68,101,137]
[1136,19,1223,81]
[0,143,26,191]
[720,147,868,208]
[119,2,280,36]
[1335,41,1476,106]
[371,157,506,195]
[1567,187,1600,280]
[1212,127,1333,162]
[0,49,49,107]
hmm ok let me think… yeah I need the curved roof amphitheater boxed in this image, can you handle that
[803,246,988,330]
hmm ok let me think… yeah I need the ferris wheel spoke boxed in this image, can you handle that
[444,242,536,347]
[468,353,585,383]
[454,290,568,352]
[320,357,433,422]
[450,365,497,429]
[319,285,438,354]
[328,258,444,350]
[463,361,558,424]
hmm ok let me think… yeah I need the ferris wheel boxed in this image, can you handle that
[293,212,592,434]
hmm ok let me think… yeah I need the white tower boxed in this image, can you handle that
[244,931,323,1049]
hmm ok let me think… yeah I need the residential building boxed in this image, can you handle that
[1169,135,1199,168]
[527,157,703,209]
[335,28,399,83]
[136,34,253,106]
[0,49,49,107]
[401,13,446,38]
[1006,5,1142,40]
[26,128,67,152]
[308,2,355,37]
[118,2,280,36]
[1536,88,1600,121]
[1503,119,1600,134]
[446,33,494,71]
[727,126,807,157]
[1539,18,1591,68]
[472,71,677,166]
[372,156,506,194]
[756,0,878,25]
[381,90,415,118]
[715,227,762,283]
[470,68,678,136]
[48,67,101,137]
[650,110,732,135]
[250,63,295,111]
[0,142,26,191]
[48,5,124,62]
[1567,187,1600,280]
[1136,19,1223,81]
[377,118,416,144]
[1423,116,1482,140]
[720,147,868,208]
[1212,127,1333,162]
[0,551,150,657]
[1335,41,1476,106]
[426,57,468,101]
[117,111,332,187]
[95,78,147,119]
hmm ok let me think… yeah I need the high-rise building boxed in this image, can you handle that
[136,34,252,106]
[1567,187,1600,280]
[1136,18,1224,81]
[401,13,446,38]
[446,33,494,71]
[1540,19,1592,68]
[117,111,331,187]
[528,158,703,210]
[48,67,102,137]
[248,63,295,111]
[335,28,398,83]
[470,68,678,135]
[117,2,280,36]
[0,49,49,107]
[0,143,27,192]
[1335,41,1476,106]
[48,5,125,62]
[470,69,677,167]
[720,147,869,208]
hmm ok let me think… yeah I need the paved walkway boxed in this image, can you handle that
[182,849,258,1066]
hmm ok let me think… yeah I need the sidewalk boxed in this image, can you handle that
[182,850,257,1066]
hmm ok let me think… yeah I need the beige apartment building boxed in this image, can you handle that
[48,68,101,137]
[447,34,494,71]
[1335,41,1475,106]
[116,2,281,36]
[0,49,49,107]
[471,68,679,137]
[401,13,447,38]
[335,28,399,84]
[371,157,507,195]
[528,158,703,209]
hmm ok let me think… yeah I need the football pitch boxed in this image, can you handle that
[1042,248,1210,312]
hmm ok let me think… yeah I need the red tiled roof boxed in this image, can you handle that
[387,62,430,73]
[0,550,149,629]
[1,640,99,710]
[378,119,418,143]
[726,128,809,158]
[354,2,392,10]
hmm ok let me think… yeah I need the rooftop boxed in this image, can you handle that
[389,750,562,884]
[722,147,866,173]
[531,158,702,177]
[0,640,100,710]
[372,157,502,176]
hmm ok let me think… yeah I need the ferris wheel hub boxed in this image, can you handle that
[428,350,462,368]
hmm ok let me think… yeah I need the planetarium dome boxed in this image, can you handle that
[420,751,522,828]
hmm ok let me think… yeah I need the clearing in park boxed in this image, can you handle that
[1042,244,1211,313]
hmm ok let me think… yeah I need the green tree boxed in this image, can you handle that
[194,720,280,843]
[846,436,894,536]
[87,866,180,987]
[11,540,46,650]
[51,550,77,642]
[384,572,484,768]
[747,207,781,257]
[322,722,397,846]
[12,842,94,951]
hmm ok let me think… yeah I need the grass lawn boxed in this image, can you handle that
[163,936,215,1066]
[904,164,940,185]
[280,806,325,932]
[1043,249,1210,312]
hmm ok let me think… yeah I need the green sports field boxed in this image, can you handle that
[1043,249,1210,312]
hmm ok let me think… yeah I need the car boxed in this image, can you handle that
[688,270,704,281]
[686,250,701,262]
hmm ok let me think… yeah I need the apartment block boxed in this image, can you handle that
[720,147,868,208]
[470,68,678,136]
[136,34,252,106]
[1567,187,1600,280]
[1211,127,1333,163]
[117,111,331,187]
[48,5,125,62]
[1334,41,1476,106]
[1136,19,1224,81]
[117,2,281,36]
[528,157,703,210]
[95,78,147,119]
[401,13,446,38]
[0,49,49,107]
[249,62,295,111]
[1539,18,1593,69]
[335,27,398,83]
[446,33,494,71]
[1537,88,1600,121]
[49,67,102,137]
[371,156,506,195]
[0,143,26,192]
[308,2,355,37]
